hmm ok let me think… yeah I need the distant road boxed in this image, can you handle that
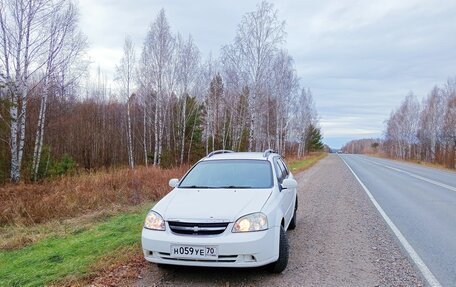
[340,154,456,287]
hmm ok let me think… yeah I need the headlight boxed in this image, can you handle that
[232,213,268,232]
[144,210,165,231]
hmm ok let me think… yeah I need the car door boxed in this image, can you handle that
[277,158,295,225]
[274,157,294,226]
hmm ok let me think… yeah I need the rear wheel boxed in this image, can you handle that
[267,226,289,273]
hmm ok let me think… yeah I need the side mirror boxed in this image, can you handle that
[281,178,297,190]
[169,178,179,188]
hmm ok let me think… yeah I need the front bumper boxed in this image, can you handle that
[141,224,280,268]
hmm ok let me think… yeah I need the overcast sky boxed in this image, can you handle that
[78,0,456,149]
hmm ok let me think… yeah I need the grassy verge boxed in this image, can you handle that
[0,204,151,287]
[287,152,327,173]
[1,207,133,250]
[367,153,455,171]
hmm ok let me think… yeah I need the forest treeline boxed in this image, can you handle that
[342,78,456,169]
[0,1,322,183]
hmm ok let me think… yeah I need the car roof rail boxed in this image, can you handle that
[206,150,235,158]
[263,149,277,158]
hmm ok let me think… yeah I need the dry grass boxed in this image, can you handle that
[368,153,455,171]
[286,152,327,173]
[58,247,145,287]
[0,165,187,227]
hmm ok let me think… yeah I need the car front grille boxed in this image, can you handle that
[168,221,229,235]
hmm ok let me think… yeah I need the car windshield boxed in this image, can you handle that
[179,159,273,189]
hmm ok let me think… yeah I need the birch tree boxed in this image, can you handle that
[199,55,218,153]
[137,41,153,167]
[116,36,136,169]
[143,9,174,165]
[175,34,200,164]
[220,45,247,151]
[293,88,317,157]
[373,78,455,168]
[443,94,456,168]
[207,73,224,152]
[0,0,334,181]
[271,50,298,154]
[31,0,86,180]
[441,78,456,168]
[0,0,65,182]
[385,93,421,159]
[418,87,445,162]
[230,1,285,151]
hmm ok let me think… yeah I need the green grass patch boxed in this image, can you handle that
[287,153,327,173]
[0,205,151,287]
[1,207,135,251]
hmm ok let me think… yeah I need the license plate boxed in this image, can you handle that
[170,245,218,259]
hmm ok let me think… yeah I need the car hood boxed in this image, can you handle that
[157,188,272,222]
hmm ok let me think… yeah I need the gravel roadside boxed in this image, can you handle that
[107,154,425,287]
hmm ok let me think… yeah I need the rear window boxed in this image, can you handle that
[179,159,273,189]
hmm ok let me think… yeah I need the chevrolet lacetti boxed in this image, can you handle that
[141,149,298,273]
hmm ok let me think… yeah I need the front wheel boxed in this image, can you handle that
[267,226,289,273]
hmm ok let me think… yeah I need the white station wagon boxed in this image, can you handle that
[141,149,298,273]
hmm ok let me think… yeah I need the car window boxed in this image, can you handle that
[278,159,289,176]
[274,158,285,183]
[179,159,273,189]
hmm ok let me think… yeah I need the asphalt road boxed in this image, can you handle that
[340,154,456,287]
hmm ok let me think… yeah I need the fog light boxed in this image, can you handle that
[243,255,256,262]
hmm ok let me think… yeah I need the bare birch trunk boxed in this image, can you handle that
[127,99,134,168]
[248,113,254,152]
[158,107,164,165]
[205,119,209,155]
[187,107,198,162]
[153,98,159,165]
[143,105,148,167]
[16,0,34,181]
[180,95,186,164]
[276,108,280,153]
[222,109,227,150]
[9,103,19,181]
[10,6,24,182]
[17,88,27,173]
[32,78,49,180]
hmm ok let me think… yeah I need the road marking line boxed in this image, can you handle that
[339,155,442,287]
[361,157,456,192]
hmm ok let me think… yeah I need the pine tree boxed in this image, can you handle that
[308,125,324,152]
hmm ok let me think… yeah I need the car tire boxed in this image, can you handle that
[267,226,289,273]
[288,196,298,230]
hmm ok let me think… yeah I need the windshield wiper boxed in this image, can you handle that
[216,185,253,189]
[179,185,253,189]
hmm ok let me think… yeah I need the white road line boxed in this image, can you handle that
[361,157,456,192]
[339,155,442,287]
